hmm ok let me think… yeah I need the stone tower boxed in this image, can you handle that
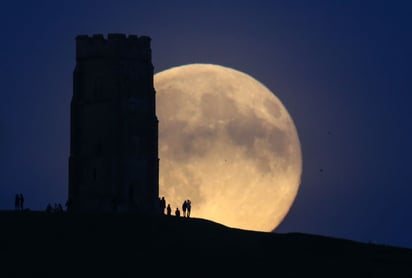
[68,33,159,213]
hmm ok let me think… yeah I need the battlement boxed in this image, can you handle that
[76,33,152,61]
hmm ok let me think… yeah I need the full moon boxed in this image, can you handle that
[154,64,302,232]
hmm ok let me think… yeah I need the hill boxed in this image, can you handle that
[0,211,411,277]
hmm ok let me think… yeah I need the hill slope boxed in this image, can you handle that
[0,211,411,277]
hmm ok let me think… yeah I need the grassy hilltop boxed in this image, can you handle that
[0,211,411,277]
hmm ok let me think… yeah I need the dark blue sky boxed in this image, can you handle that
[1,1,411,248]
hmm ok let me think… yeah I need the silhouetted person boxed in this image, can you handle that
[156,197,161,213]
[19,194,24,211]
[186,199,191,218]
[182,200,187,217]
[14,194,20,211]
[65,198,72,211]
[160,196,166,215]
[175,207,180,217]
[166,204,171,216]
[46,203,53,212]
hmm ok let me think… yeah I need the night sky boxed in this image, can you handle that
[1,1,411,249]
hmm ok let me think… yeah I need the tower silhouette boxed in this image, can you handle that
[68,33,159,213]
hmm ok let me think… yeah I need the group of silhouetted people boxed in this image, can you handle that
[182,199,191,217]
[14,193,24,211]
[159,196,191,218]
[46,203,64,213]
[13,194,192,215]
[13,193,69,212]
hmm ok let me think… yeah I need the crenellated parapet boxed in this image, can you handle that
[76,33,152,61]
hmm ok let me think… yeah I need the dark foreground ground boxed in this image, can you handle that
[0,211,411,277]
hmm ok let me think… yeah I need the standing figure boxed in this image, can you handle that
[160,197,166,215]
[186,199,191,218]
[175,207,180,217]
[14,194,20,211]
[65,198,72,211]
[182,200,187,217]
[166,204,172,216]
[19,193,24,211]
[46,203,53,212]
